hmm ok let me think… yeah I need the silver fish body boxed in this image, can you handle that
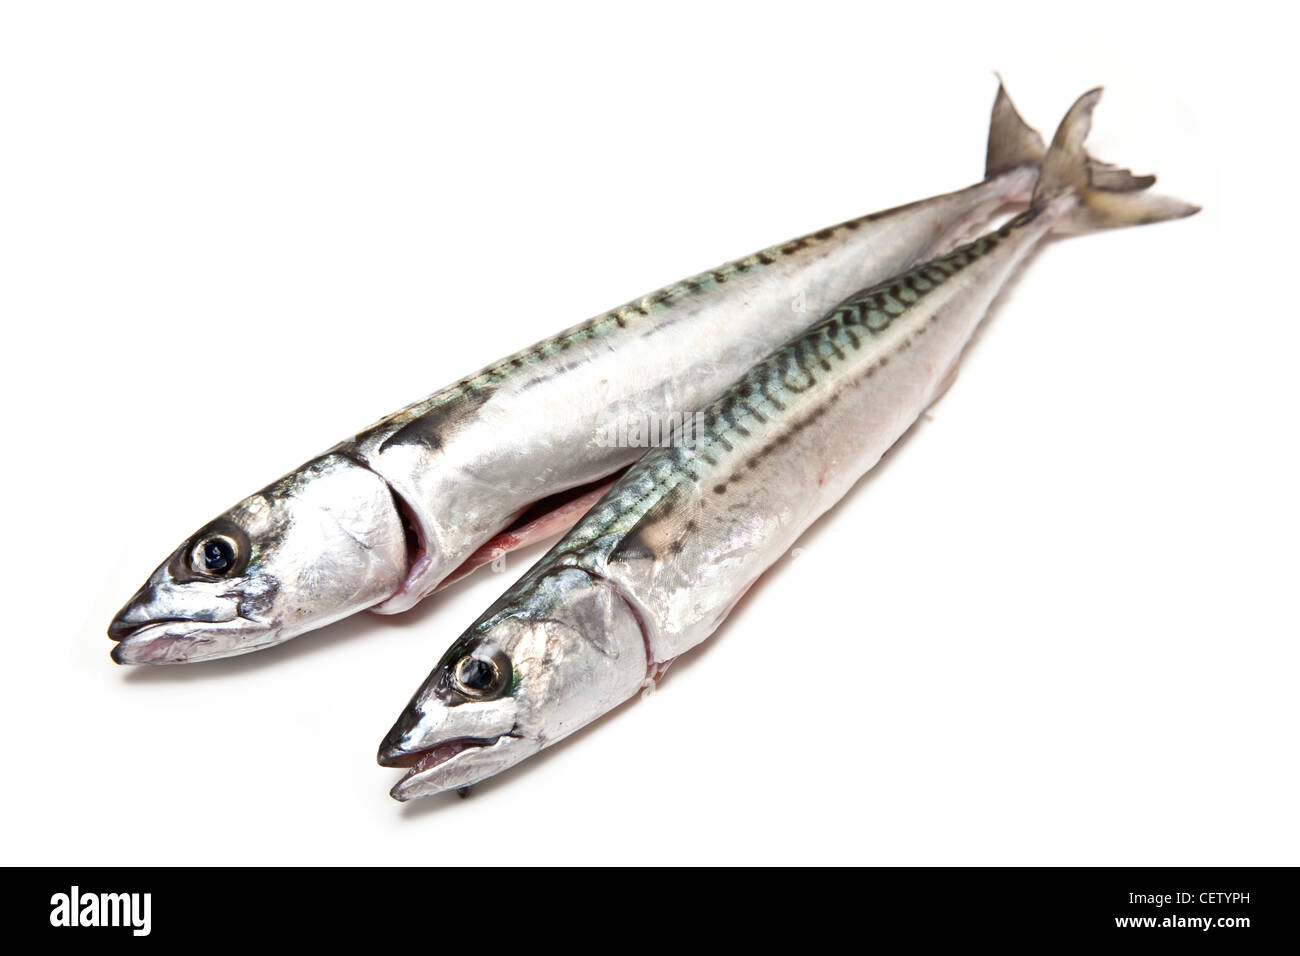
[381,88,1198,799]
[380,206,1053,797]
[346,168,1038,617]
[109,86,1045,664]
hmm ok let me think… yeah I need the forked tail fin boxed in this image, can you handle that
[1032,88,1200,229]
[985,78,1046,178]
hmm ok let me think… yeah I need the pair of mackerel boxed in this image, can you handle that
[109,84,1196,800]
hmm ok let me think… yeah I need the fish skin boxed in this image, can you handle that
[349,165,1039,617]
[109,84,1045,664]
[381,88,1197,800]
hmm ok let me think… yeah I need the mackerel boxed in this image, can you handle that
[379,89,1198,799]
[109,85,1045,664]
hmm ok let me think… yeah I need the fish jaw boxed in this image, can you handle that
[378,684,521,764]
[389,736,540,800]
[110,618,276,665]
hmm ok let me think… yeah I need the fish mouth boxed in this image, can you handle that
[108,616,191,641]
[385,734,533,801]
[109,619,274,665]
[381,736,499,770]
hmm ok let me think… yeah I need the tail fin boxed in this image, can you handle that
[984,77,1145,190]
[985,78,1046,178]
[1031,88,1200,229]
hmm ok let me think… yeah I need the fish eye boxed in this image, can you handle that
[452,653,507,698]
[191,535,238,576]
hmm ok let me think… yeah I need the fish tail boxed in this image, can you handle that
[1031,88,1200,229]
[984,76,1046,179]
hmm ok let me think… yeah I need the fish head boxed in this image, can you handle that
[109,454,409,664]
[379,567,648,799]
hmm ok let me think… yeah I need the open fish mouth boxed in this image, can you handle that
[384,734,533,801]
[380,736,501,770]
[108,616,191,641]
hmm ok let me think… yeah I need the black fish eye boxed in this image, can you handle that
[453,655,501,697]
[192,535,237,576]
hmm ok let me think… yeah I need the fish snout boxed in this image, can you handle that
[378,692,519,769]
[107,577,240,642]
[107,584,160,639]
[378,707,427,767]
[106,569,262,664]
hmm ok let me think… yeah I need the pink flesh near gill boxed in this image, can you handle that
[433,478,619,591]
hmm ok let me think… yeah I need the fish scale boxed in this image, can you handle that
[351,202,950,435]
[537,212,1033,565]
[343,161,1045,616]
[443,209,1040,667]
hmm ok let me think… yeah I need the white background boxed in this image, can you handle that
[2,2,1295,865]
